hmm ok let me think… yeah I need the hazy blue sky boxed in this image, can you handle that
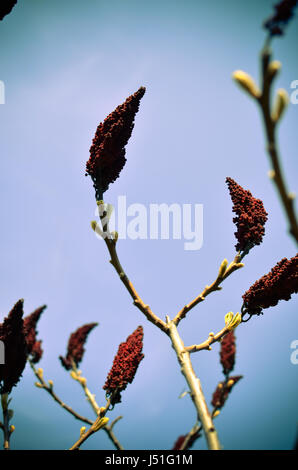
[0,0,297,450]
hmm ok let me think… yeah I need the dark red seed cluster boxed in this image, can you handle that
[220,331,236,376]
[172,429,201,450]
[59,323,98,370]
[23,305,47,364]
[103,326,144,405]
[0,300,27,394]
[242,254,298,316]
[86,87,146,197]
[226,177,268,253]
[264,0,298,36]
[172,435,186,450]
[0,0,17,21]
[211,376,242,410]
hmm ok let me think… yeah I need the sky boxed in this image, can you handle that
[0,0,297,450]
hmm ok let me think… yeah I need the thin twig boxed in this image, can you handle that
[70,363,101,415]
[1,394,12,450]
[98,204,168,334]
[185,325,230,353]
[70,363,124,450]
[29,360,93,425]
[69,394,115,450]
[104,416,123,450]
[257,43,298,244]
[95,203,222,450]
[30,360,123,449]
[178,422,202,450]
[30,360,124,449]
[173,254,244,326]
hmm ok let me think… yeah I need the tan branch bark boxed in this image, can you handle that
[97,205,168,333]
[70,364,124,450]
[93,204,223,449]
[173,255,244,326]
[30,360,124,450]
[257,45,298,244]
[166,317,221,450]
[0,394,11,450]
[69,394,114,450]
[185,325,230,353]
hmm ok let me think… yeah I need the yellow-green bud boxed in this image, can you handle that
[267,60,281,80]
[92,417,109,432]
[232,70,261,99]
[35,382,43,388]
[213,410,220,418]
[91,220,97,231]
[80,426,86,436]
[218,259,228,278]
[227,313,242,331]
[224,312,233,326]
[272,89,289,122]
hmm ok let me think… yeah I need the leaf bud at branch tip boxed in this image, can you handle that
[232,70,261,98]
[80,426,86,437]
[267,60,281,80]
[213,410,220,418]
[224,312,233,326]
[218,259,228,277]
[35,382,43,388]
[227,313,242,331]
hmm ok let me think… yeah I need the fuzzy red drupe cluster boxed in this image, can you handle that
[220,330,236,376]
[103,326,144,404]
[226,177,268,253]
[0,300,27,394]
[242,254,298,316]
[59,323,98,370]
[86,87,146,197]
[23,305,47,364]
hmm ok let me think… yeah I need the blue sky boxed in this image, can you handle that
[0,0,297,450]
